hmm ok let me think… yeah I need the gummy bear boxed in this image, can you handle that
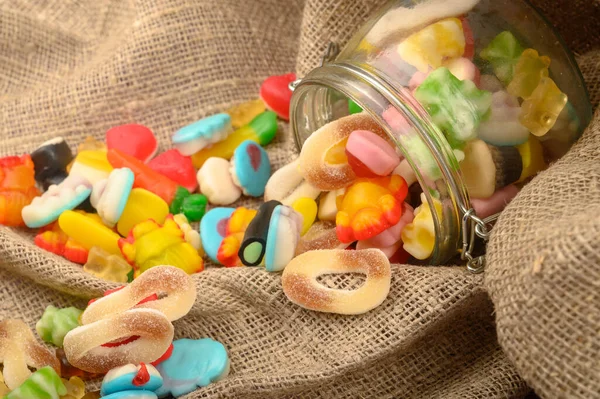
[118,215,204,276]
[83,246,134,283]
[336,175,409,243]
[0,155,41,226]
[34,222,89,264]
[507,49,551,99]
[401,193,443,260]
[226,99,266,129]
[397,18,466,72]
[217,207,257,267]
[60,376,86,399]
[36,305,83,348]
[414,67,492,149]
[480,31,525,85]
[519,77,567,137]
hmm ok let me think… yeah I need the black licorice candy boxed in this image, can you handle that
[238,200,281,266]
[31,137,73,187]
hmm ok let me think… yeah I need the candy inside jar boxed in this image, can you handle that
[290,0,592,266]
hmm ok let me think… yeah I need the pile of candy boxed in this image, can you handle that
[1,267,229,399]
[0,11,581,398]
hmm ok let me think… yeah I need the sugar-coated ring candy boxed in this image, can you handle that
[282,249,391,315]
[155,338,230,398]
[4,366,66,399]
[295,221,349,256]
[200,207,235,263]
[345,130,400,177]
[30,137,74,188]
[22,175,92,228]
[230,140,271,197]
[117,188,169,237]
[172,114,233,156]
[101,391,157,399]
[299,113,393,190]
[264,205,302,272]
[291,197,317,235]
[259,73,296,120]
[238,200,281,266]
[63,309,174,374]
[91,168,135,227]
[264,159,320,206]
[106,124,158,164]
[101,363,163,396]
[59,210,122,255]
[196,158,241,205]
[147,150,198,192]
[81,266,197,325]
[69,150,113,185]
[0,319,61,390]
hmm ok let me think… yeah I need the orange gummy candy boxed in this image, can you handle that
[34,222,89,264]
[0,155,40,226]
[336,175,408,243]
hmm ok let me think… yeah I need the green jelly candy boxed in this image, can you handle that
[182,194,208,222]
[249,111,279,146]
[414,67,492,150]
[36,305,83,347]
[348,99,363,114]
[169,186,190,214]
[6,366,67,399]
[480,31,525,85]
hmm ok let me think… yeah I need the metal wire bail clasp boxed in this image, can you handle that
[289,42,340,92]
[461,208,496,274]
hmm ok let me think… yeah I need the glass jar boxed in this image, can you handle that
[290,0,592,269]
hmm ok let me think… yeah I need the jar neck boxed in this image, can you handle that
[291,62,471,264]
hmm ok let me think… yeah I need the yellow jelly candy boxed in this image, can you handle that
[226,99,266,129]
[401,193,443,260]
[397,18,465,72]
[58,211,121,256]
[60,376,86,399]
[68,150,113,184]
[78,136,107,152]
[83,246,133,283]
[516,135,547,182]
[292,197,318,236]
[117,188,169,237]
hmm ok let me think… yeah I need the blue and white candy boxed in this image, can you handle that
[101,363,163,399]
[265,205,302,272]
[21,175,92,228]
[200,207,235,264]
[172,113,233,156]
[230,140,271,197]
[91,167,135,227]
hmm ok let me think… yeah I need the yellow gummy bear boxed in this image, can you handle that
[292,197,318,236]
[507,49,551,100]
[397,18,465,72]
[117,188,169,237]
[119,216,204,276]
[519,77,567,137]
[60,377,86,399]
[226,99,266,129]
[401,193,443,260]
[83,246,133,283]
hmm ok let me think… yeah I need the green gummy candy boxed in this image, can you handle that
[402,135,442,181]
[414,67,492,150]
[243,242,263,265]
[169,186,190,214]
[348,99,363,114]
[480,31,524,85]
[249,111,278,146]
[6,366,66,399]
[182,194,208,222]
[35,305,83,347]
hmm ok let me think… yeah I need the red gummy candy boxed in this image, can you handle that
[133,363,151,386]
[259,73,296,120]
[345,148,379,178]
[461,16,475,60]
[389,246,411,264]
[147,150,198,192]
[106,124,158,163]
[151,343,174,366]
[34,222,89,265]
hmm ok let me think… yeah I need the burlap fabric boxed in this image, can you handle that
[0,0,597,398]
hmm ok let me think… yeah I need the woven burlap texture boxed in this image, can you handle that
[0,0,597,398]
